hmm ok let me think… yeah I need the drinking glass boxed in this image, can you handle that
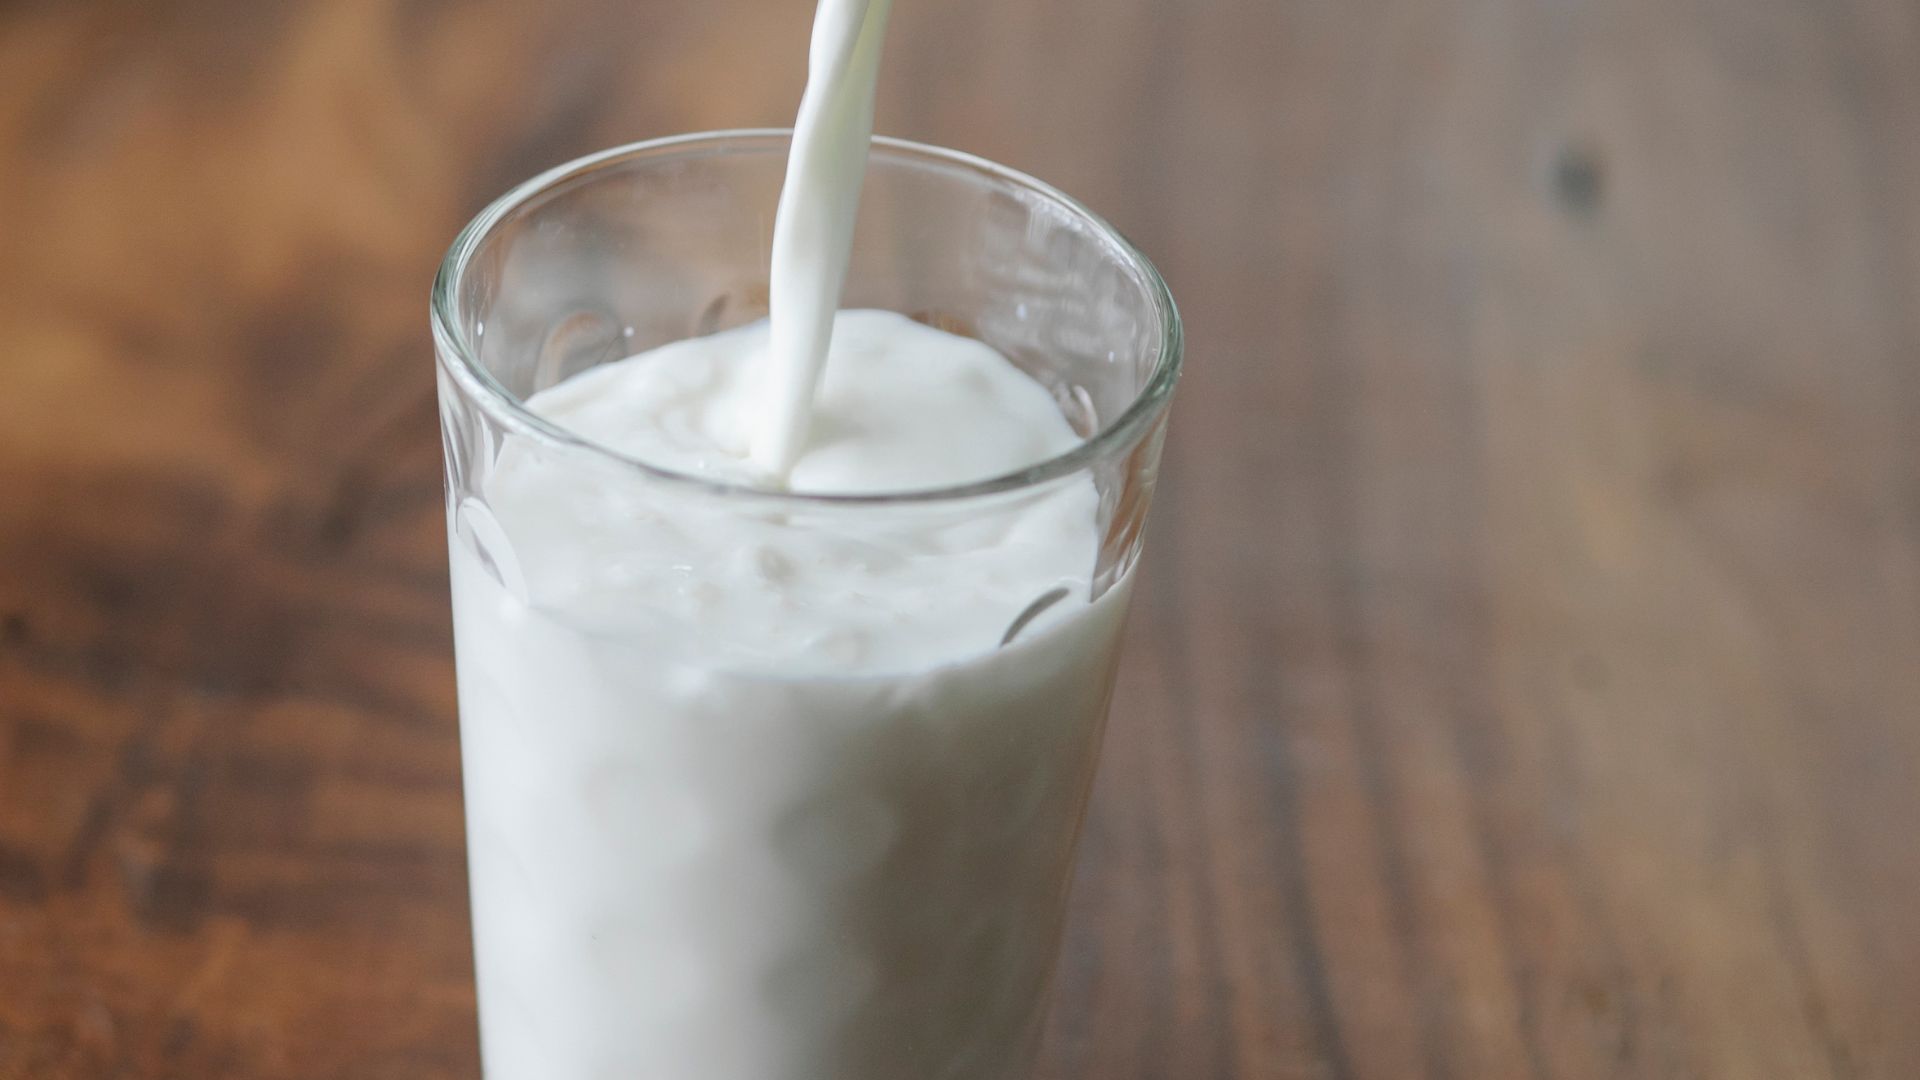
[432,130,1181,1080]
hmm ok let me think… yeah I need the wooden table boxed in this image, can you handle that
[4,2,1918,1077]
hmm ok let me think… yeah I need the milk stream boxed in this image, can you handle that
[754,0,895,478]
[452,3,1138,1079]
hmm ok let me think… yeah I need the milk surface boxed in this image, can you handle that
[490,311,1096,670]
[455,312,1129,1079]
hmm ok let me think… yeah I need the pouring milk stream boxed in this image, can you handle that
[755,0,895,478]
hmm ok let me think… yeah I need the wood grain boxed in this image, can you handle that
[4,1,1919,1077]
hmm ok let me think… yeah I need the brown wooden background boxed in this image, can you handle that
[4,1,1919,1077]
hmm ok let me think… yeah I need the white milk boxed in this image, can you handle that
[455,3,1132,1078]
[755,0,894,477]
[454,314,1130,1079]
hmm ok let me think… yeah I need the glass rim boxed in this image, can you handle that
[430,129,1183,507]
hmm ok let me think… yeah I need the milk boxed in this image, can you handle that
[453,2,1137,1077]
[755,0,894,476]
[454,314,1130,1078]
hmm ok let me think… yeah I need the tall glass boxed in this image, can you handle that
[432,131,1181,1080]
